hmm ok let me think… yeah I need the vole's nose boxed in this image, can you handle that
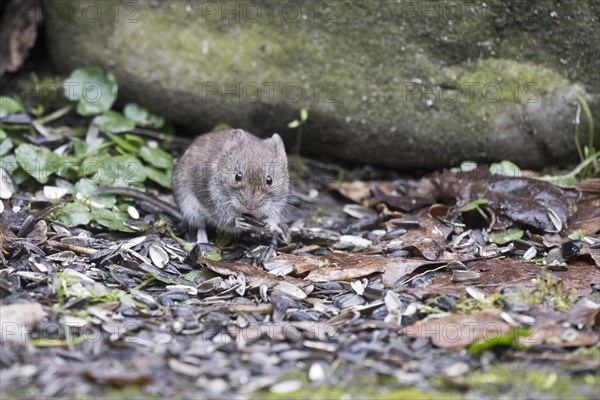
[244,198,258,211]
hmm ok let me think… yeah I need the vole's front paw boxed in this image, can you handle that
[264,219,291,244]
[264,219,283,235]
[234,216,254,231]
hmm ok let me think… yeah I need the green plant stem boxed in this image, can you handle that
[574,118,584,162]
[34,104,73,125]
[565,150,599,177]
[132,127,190,144]
[577,94,595,152]
[537,151,600,183]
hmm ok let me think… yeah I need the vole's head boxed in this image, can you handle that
[216,130,289,221]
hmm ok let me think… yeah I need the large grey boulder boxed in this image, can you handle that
[45,0,599,169]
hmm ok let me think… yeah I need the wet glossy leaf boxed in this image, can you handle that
[0,130,13,157]
[51,202,92,227]
[124,103,164,128]
[0,96,23,118]
[489,161,521,178]
[64,67,118,116]
[81,154,146,186]
[144,166,172,189]
[468,328,530,355]
[93,111,135,134]
[15,144,61,183]
[460,198,488,212]
[74,179,116,208]
[139,146,174,170]
[202,252,222,261]
[489,228,524,245]
[90,208,134,232]
[300,108,309,122]
[107,133,139,153]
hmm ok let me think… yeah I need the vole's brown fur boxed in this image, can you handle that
[172,129,289,236]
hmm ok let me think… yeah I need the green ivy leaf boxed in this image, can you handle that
[139,146,174,170]
[459,198,488,212]
[490,160,521,178]
[63,67,118,116]
[184,270,214,282]
[123,103,165,129]
[51,202,92,227]
[0,136,13,157]
[300,108,309,122]
[568,229,585,241]
[124,134,145,147]
[107,133,139,153]
[288,120,300,129]
[0,154,17,171]
[0,96,23,118]
[212,123,231,131]
[80,154,145,186]
[468,328,530,355]
[489,228,524,245]
[74,179,116,208]
[202,252,222,261]
[535,175,579,187]
[14,144,61,183]
[123,103,148,123]
[93,111,135,134]
[90,208,134,232]
[144,166,172,189]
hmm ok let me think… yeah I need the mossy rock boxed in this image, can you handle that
[45,0,599,169]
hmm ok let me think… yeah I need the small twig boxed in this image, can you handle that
[132,128,192,144]
[223,304,273,314]
[46,240,97,256]
[397,264,448,286]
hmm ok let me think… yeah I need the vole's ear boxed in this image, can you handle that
[271,133,285,153]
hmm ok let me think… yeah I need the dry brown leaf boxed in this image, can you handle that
[555,260,600,296]
[200,259,309,289]
[524,301,600,347]
[568,193,600,236]
[26,220,47,245]
[266,253,387,282]
[327,180,377,204]
[81,369,152,387]
[403,309,512,349]
[383,214,452,261]
[433,169,579,233]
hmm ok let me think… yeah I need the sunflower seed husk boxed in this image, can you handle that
[149,244,170,269]
[452,270,481,282]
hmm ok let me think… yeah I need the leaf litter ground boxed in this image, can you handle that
[1,130,599,399]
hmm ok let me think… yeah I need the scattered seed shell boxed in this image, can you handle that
[343,204,377,220]
[380,228,408,241]
[127,205,140,219]
[273,281,307,300]
[522,246,537,260]
[0,168,17,199]
[149,244,170,269]
[167,285,198,296]
[547,207,562,232]
[43,185,70,200]
[452,270,481,282]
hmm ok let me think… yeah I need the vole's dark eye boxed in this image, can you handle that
[235,172,243,182]
[266,175,273,185]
